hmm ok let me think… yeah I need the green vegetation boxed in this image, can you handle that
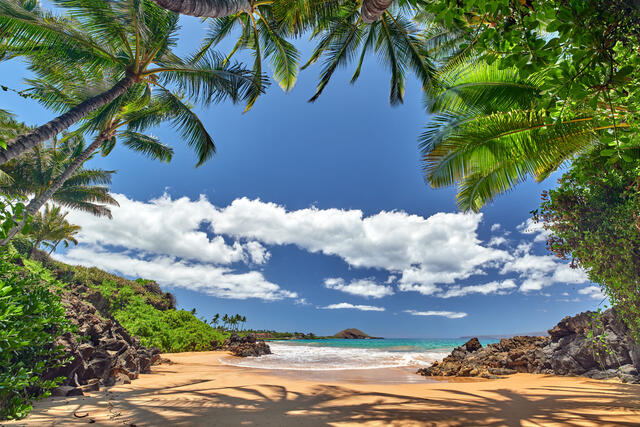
[93,278,228,352]
[0,250,71,420]
[535,151,640,339]
[420,0,640,211]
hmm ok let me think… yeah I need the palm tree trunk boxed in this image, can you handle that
[0,133,108,246]
[361,0,393,23]
[0,75,135,165]
[151,0,252,17]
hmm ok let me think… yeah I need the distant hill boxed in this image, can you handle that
[333,328,382,339]
[460,331,549,340]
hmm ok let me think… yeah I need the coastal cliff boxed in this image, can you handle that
[418,309,640,383]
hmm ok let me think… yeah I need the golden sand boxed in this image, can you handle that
[7,351,640,426]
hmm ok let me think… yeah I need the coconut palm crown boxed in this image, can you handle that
[420,58,628,212]
[0,0,265,164]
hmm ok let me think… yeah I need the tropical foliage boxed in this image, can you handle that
[0,135,117,217]
[419,0,640,211]
[534,151,640,340]
[0,0,262,163]
[25,204,80,256]
[0,249,71,420]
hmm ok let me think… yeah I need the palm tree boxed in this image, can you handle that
[303,0,434,105]
[420,59,625,212]
[212,313,220,327]
[0,135,118,217]
[222,313,229,330]
[0,0,262,164]
[151,0,251,18]
[26,204,81,257]
[150,0,393,23]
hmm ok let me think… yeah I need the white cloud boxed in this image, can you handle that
[210,198,511,292]
[488,236,507,247]
[517,218,551,243]
[324,277,394,298]
[439,279,517,298]
[244,241,271,265]
[578,286,606,300]
[404,310,468,319]
[320,302,386,312]
[66,194,252,265]
[57,246,297,301]
[491,224,502,232]
[500,246,589,292]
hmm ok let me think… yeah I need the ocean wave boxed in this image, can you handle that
[219,343,450,371]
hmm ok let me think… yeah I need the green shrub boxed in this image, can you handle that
[0,252,71,420]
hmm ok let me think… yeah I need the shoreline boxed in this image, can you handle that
[7,350,640,426]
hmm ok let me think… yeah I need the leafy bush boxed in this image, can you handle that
[0,252,71,420]
[92,279,227,352]
[535,151,640,339]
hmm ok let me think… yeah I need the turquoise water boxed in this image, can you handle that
[279,338,499,351]
[220,338,501,371]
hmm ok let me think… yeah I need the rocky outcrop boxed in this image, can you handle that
[223,334,271,357]
[418,309,640,384]
[334,328,381,339]
[44,288,161,396]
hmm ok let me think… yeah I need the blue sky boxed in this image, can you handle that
[0,14,604,338]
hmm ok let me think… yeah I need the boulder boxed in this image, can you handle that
[418,308,640,383]
[223,334,271,357]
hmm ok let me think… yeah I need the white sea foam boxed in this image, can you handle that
[219,342,450,371]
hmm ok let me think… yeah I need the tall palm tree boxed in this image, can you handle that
[150,0,393,23]
[26,204,81,257]
[0,0,262,164]
[420,59,626,212]
[151,0,251,18]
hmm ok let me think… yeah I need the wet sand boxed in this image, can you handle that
[6,351,640,426]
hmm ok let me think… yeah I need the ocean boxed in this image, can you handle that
[219,338,499,371]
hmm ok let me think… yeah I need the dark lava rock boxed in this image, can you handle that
[223,334,271,357]
[465,337,482,352]
[418,309,640,384]
[43,289,161,391]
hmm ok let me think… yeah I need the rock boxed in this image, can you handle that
[418,308,640,383]
[465,338,482,352]
[51,386,84,397]
[223,334,271,357]
[333,328,381,339]
[42,290,161,390]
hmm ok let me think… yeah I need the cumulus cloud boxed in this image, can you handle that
[491,224,502,232]
[578,286,606,300]
[517,218,551,243]
[488,236,508,247]
[439,280,517,298]
[324,278,394,298]
[500,244,589,292]
[404,310,468,319]
[320,302,386,312]
[210,198,511,293]
[61,193,588,303]
[57,246,297,301]
[65,194,256,265]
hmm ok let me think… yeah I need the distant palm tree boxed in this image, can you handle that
[212,313,220,328]
[419,59,622,212]
[222,314,229,330]
[27,204,80,257]
[0,0,262,164]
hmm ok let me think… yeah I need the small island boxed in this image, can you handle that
[333,328,383,339]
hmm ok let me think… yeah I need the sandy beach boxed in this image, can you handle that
[5,351,640,426]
